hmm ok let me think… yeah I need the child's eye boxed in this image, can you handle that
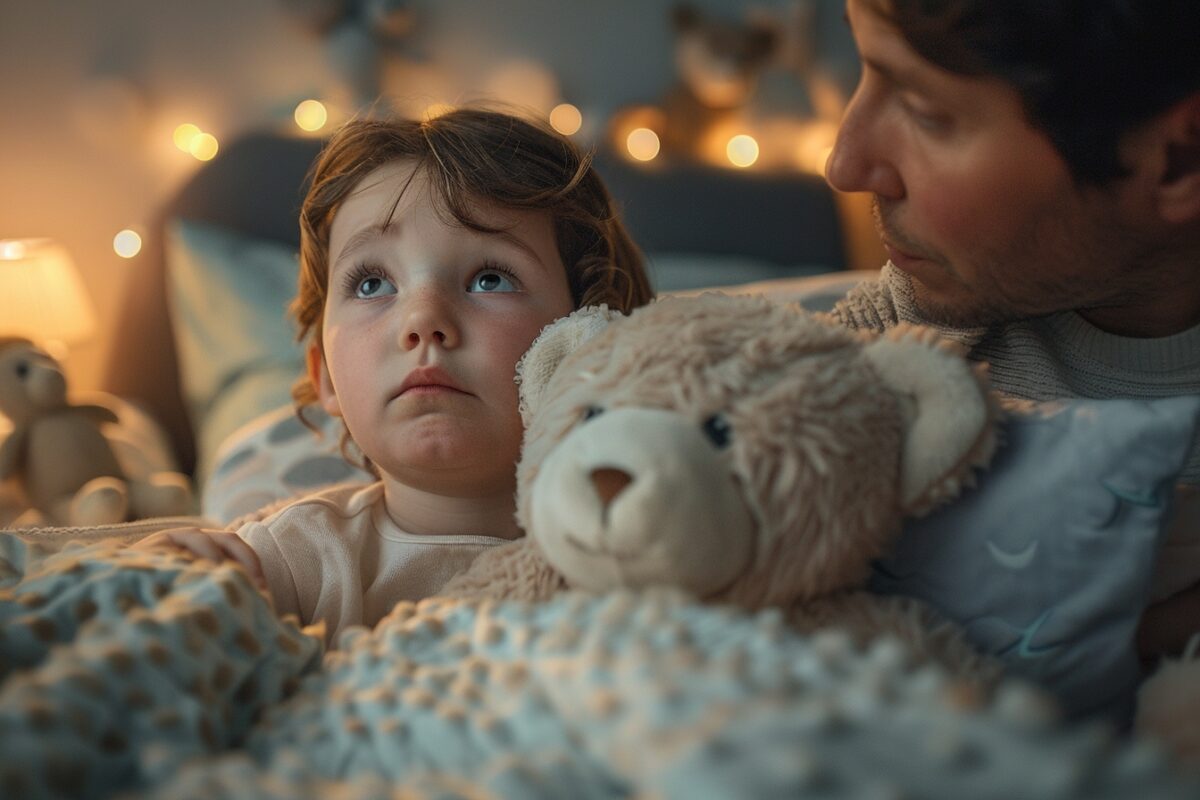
[343,265,396,300]
[468,263,520,293]
[356,275,397,298]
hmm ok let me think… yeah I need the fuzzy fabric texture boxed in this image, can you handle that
[445,293,999,678]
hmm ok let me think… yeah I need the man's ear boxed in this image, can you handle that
[1153,93,1200,225]
[306,341,341,417]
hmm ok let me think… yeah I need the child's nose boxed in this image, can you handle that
[399,293,460,350]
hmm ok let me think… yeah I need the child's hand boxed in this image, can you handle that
[135,527,267,592]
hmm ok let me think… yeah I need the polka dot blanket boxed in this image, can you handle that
[1,532,1197,799]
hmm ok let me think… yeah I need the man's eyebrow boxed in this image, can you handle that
[861,53,937,93]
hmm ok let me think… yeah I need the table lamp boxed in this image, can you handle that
[0,238,97,358]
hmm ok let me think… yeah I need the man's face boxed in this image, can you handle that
[826,0,1157,331]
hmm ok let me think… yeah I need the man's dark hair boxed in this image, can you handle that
[867,1,1200,184]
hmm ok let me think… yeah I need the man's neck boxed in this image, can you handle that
[379,476,522,540]
[1078,280,1200,337]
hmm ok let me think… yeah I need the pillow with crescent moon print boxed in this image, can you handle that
[870,394,1200,725]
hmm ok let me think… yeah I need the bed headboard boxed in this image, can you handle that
[101,132,847,476]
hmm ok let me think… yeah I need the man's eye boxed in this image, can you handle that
[468,268,518,293]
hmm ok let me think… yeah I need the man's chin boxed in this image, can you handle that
[907,278,1015,330]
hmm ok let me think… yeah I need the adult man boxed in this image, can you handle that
[824,1,1200,661]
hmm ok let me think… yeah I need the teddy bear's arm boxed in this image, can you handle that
[441,539,567,602]
[790,592,1002,686]
[0,427,29,481]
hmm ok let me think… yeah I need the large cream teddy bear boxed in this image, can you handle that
[445,293,1001,677]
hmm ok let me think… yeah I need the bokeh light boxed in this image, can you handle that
[0,240,27,260]
[549,103,582,136]
[113,229,142,258]
[189,132,219,161]
[726,134,760,168]
[294,99,328,132]
[173,123,201,152]
[626,128,661,162]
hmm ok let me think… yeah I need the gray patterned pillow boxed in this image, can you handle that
[200,405,372,524]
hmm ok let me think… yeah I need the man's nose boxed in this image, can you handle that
[399,291,460,350]
[824,93,905,201]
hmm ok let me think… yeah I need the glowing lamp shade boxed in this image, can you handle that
[0,238,97,348]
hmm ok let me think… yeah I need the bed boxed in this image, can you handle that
[2,132,1199,798]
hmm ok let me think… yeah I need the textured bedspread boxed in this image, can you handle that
[1,533,1197,799]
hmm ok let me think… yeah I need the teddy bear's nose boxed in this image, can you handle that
[589,467,632,507]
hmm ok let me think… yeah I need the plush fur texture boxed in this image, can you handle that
[445,294,1000,678]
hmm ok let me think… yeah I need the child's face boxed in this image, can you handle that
[312,159,574,498]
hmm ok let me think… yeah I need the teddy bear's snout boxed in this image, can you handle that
[589,467,632,507]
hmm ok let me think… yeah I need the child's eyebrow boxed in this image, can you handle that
[487,229,547,270]
[335,222,397,265]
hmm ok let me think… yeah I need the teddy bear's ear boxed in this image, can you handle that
[516,305,622,425]
[862,324,999,516]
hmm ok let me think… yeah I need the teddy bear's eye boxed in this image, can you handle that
[582,405,605,423]
[701,413,732,449]
[14,361,29,380]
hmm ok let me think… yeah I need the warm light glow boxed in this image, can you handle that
[549,103,582,136]
[113,229,142,259]
[626,128,661,162]
[0,238,98,346]
[794,120,840,176]
[189,132,219,161]
[726,134,760,168]
[483,60,559,113]
[173,122,201,152]
[294,99,328,132]
[422,103,455,121]
[817,145,835,176]
[0,240,27,260]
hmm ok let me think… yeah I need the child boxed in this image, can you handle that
[138,108,653,643]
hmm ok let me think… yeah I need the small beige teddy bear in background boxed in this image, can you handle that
[0,337,193,528]
[444,293,1001,681]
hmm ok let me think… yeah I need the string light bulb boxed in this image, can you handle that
[626,128,661,162]
[726,134,759,168]
[189,132,219,161]
[173,123,201,152]
[549,103,582,135]
[113,229,142,258]
[294,99,328,132]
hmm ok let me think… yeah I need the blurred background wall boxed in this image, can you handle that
[0,0,860,391]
